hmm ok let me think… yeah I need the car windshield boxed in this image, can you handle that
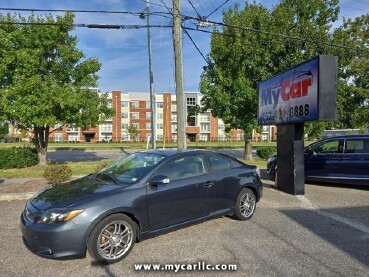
[99,153,166,184]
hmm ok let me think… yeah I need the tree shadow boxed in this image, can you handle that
[280,206,369,268]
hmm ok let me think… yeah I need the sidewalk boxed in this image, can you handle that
[0,177,50,201]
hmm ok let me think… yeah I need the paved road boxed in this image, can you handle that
[1,182,368,277]
[47,149,254,163]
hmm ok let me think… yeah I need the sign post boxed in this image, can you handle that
[258,56,337,195]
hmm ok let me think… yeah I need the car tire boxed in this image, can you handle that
[233,188,256,221]
[87,214,137,264]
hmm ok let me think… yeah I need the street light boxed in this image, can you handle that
[141,0,156,149]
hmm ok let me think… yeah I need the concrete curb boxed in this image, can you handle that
[0,192,36,201]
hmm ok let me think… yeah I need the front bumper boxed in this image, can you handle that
[20,211,89,259]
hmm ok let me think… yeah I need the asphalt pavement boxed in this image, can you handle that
[0,177,368,277]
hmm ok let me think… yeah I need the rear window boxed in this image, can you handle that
[345,139,369,153]
[208,155,231,171]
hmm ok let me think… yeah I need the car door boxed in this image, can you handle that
[340,137,369,185]
[206,154,240,214]
[146,154,210,231]
[304,138,344,182]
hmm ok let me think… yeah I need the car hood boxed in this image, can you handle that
[30,175,126,211]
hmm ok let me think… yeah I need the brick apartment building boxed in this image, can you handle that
[43,90,276,143]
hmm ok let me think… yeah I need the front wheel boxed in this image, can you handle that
[233,188,256,220]
[87,214,137,264]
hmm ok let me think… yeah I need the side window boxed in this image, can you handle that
[156,155,205,181]
[208,155,231,171]
[311,140,340,154]
[345,139,369,153]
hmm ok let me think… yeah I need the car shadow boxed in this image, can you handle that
[90,261,117,277]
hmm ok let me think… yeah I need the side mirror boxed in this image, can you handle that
[148,175,170,186]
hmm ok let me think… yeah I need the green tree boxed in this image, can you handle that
[0,13,113,165]
[126,124,140,142]
[0,122,9,138]
[200,0,343,159]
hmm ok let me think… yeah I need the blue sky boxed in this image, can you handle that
[0,0,367,93]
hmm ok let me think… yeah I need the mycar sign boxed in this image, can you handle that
[258,56,337,125]
[257,56,338,196]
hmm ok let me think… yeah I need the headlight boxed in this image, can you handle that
[38,208,84,224]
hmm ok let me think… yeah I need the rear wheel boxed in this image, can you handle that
[87,214,137,264]
[233,188,256,220]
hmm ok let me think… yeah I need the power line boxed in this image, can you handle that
[187,0,202,18]
[206,0,230,18]
[182,26,208,63]
[0,21,172,29]
[0,7,173,19]
[184,16,369,53]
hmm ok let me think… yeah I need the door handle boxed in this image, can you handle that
[204,182,214,188]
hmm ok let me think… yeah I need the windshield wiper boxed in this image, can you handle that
[95,172,119,185]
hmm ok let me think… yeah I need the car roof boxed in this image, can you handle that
[139,148,215,157]
[321,135,369,140]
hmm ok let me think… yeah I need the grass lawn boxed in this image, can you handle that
[0,157,267,179]
[0,160,114,179]
[0,140,278,150]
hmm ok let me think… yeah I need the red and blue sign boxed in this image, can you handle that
[258,57,319,125]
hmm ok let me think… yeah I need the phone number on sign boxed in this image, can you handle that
[262,104,310,123]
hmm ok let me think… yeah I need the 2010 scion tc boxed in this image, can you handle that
[21,149,263,264]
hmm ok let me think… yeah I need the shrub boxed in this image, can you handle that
[0,147,39,169]
[43,164,73,185]
[256,147,276,160]
[94,161,111,173]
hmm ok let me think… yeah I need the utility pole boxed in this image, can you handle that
[173,0,186,151]
[143,0,156,149]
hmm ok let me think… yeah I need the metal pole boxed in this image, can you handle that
[146,0,156,149]
[173,0,186,151]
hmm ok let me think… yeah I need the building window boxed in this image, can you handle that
[122,112,128,119]
[157,134,163,141]
[67,126,78,132]
[186,97,196,106]
[157,102,163,108]
[218,135,226,141]
[146,123,151,130]
[132,112,139,119]
[101,135,112,142]
[200,114,210,122]
[121,101,129,107]
[200,134,208,142]
[171,114,177,121]
[237,133,244,141]
[172,134,177,141]
[132,101,139,108]
[157,113,163,119]
[201,124,210,132]
[146,112,151,119]
[171,123,177,132]
[68,134,79,142]
[121,123,129,130]
[157,123,163,130]
[54,133,63,142]
[218,124,225,130]
[121,134,129,141]
[146,101,151,109]
[132,123,139,129]
[101,124,112,132]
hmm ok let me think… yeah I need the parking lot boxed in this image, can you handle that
[1,178,368,277]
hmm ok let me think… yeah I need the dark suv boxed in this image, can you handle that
[267,135,369,185]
